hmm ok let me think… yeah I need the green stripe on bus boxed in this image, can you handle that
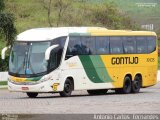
[0,81,7,86]
[26,76,42,81]
[89,56,113,83]
[79,55,113,83]
[79,55,104,83]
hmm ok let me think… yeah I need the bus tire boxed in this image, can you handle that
[87,89,108,95]
[115,76,131,94]
[131,76,141,93]
[60,79,73,97]
[26,92,38,98]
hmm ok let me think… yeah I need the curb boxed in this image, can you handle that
[0,86,7,89]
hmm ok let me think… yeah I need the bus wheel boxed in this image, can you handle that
[26,92,38,98]
[60,79,73,97]
[87,89,108,95]
[115,76,131,94]
[131,76,141,93]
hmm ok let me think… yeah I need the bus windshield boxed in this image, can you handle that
[9,37,66,77]
[9,42,51,76]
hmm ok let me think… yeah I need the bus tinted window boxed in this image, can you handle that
[67,36,82,55]
[110,37,123,54]
[96,37,109,54]
[123,37,136,54]
[81,36,96,55]
[136,37,147,53]
[52,37,66,48]
[147,36,156,53]
[67,35,156,57]
[49,37,66,70]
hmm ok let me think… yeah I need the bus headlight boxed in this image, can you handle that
[37,75,52,83]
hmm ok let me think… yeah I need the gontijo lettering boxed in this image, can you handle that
[111,57,138,65]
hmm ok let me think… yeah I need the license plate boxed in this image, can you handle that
[22,87,29,90]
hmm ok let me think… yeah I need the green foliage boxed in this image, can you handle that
[54,0,73,27]
[0,0,146,71]
[0,0,5,11]
[0,0,17,46]
[58,1,140,30]
[5,0,141,32]
[0,0,16,71]
[87,3,139,30]
[0,55,9,71]
[105,0,160,31]
[0,13,16,46]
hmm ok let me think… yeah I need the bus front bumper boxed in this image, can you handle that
[8,81,61,93]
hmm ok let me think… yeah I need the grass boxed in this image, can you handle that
[0,81,7,89]
[105,0,160,31]
[0,81,7,86]
[4,0,160,34]
[5,0,50,33]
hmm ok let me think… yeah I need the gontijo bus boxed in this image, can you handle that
[2,27,157,98]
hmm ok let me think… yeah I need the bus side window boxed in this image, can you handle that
[147,36,156,53]
[66,36,81,59]
[110,37,123,54]
[136,37,147,54]
[49,50,57,70]
[49,47,62,70]
[81,36,96,55]
[96,36,109,54]
[123,37,136,54]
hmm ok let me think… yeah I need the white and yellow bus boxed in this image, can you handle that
[2,27,157,98]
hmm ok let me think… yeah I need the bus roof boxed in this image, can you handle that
[17,27,156,41]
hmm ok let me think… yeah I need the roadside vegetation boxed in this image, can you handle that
[0,0,160,71]
[0,0,16,71]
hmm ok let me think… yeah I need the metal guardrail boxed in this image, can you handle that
[0,72,8,81]
[0,72,8,88]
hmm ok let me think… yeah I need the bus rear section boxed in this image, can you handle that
[64,34,157,95]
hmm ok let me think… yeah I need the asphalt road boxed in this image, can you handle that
[0,82,160,114]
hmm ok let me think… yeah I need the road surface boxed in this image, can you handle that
[0,82,160,114]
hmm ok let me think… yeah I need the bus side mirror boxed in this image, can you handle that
[45,44,59,61]
[1,46,11,60]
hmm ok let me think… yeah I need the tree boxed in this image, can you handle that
[0,0,16,71]
[41,0,72,27]
[0,13,17,46]
[41,0,52,27]
[84,2,140,30]
[0,0,5,12]
[54,0,72,27]
[0,0,16,46]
